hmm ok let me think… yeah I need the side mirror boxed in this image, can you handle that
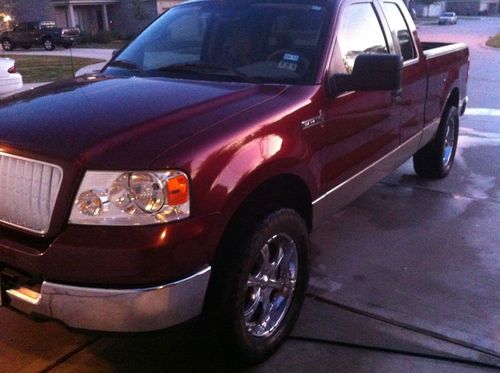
[330,54,403,96]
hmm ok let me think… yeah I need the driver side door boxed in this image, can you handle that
[317,0,401,214]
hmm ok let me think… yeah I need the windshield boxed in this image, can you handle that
[104,1,328,85]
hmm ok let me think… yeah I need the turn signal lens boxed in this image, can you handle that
[166,175,189,205]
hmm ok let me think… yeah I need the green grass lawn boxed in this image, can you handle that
[9,55,105,83]
[486,34,500,48]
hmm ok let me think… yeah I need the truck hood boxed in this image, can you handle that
[0,75,287,168]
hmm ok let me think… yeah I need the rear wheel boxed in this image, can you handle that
[205,208,309,364]
[413,105,459,178]
[43,38,55,51]
[1,39,15,51]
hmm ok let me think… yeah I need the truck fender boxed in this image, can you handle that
[198,134,317,259]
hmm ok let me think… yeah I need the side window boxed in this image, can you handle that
[333,3,389,74]
[383,2,416,61]
[15,24,27,32]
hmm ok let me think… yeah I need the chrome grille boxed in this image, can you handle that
[0,153,63,235]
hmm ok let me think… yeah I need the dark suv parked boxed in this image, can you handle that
[0,21,80,51]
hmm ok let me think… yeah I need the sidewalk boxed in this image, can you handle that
[0,47,114,61]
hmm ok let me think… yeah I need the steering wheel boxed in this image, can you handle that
[267,50,310,75]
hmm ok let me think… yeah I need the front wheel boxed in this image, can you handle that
[205,208,309,364]
[413,105,459,178]
[43,38,55,51]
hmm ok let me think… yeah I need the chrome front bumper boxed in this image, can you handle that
[5,266,211,332]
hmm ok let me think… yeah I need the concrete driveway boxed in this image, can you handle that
[1,17,500,372]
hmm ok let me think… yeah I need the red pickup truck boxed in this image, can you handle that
[0,0,469,363]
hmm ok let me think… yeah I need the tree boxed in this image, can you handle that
[131,0,149,21]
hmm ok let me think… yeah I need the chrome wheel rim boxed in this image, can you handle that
[44,40,52,49]
[442,118,456,167]
[3,41,11,50]
[244,233,298,337]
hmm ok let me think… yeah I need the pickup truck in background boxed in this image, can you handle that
[0,21,80,51]
[0,0,469,364]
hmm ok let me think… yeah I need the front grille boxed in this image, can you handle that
[0,153,63,235]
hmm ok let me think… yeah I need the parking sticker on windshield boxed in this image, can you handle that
[283,53,300,62]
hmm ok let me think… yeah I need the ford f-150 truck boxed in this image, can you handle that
[0,21,80,51]
[0,0,469,363]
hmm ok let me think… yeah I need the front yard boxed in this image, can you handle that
[11,55,105,83]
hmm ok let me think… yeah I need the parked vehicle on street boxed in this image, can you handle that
[0,0,469,364]
[0,58,22,95]
[0,21,80,51]
[439,12,458,25]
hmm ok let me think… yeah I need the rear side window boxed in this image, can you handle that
[383,2,416,61]
[333,3,389,74]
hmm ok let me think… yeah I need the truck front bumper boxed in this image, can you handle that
[4,266,211,332]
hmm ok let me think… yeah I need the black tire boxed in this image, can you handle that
[205,208,309,364]
[43,38,55,51]
[413,105,459,179]
[1,39,15,51]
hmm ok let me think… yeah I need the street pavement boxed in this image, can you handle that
[1,17,500,372]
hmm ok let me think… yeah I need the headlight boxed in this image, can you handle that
[69,170,190,226]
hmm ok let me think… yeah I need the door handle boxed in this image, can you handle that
[391,89,403,104]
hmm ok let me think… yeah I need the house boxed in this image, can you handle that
[5,0,184,36]
[446,0,500,15]
[413,1,447,16]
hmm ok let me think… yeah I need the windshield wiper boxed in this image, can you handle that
[108,59,142,71]
[155,63,257,83]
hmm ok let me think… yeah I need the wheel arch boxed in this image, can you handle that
[209,172,314,265]
[445,87,460,110]
[229,173,313,232]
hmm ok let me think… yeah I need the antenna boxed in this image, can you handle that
[69,43,75,78]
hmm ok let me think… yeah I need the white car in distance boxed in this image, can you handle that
[438,12,458,25]
[0,58,23,97]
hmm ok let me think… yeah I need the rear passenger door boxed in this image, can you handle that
[382,1,426,143]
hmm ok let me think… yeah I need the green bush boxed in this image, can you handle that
[486,34,500,48]
[77,30,135,45]
[78,31,119,44]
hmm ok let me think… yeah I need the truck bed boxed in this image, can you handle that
[422,41,469,125]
